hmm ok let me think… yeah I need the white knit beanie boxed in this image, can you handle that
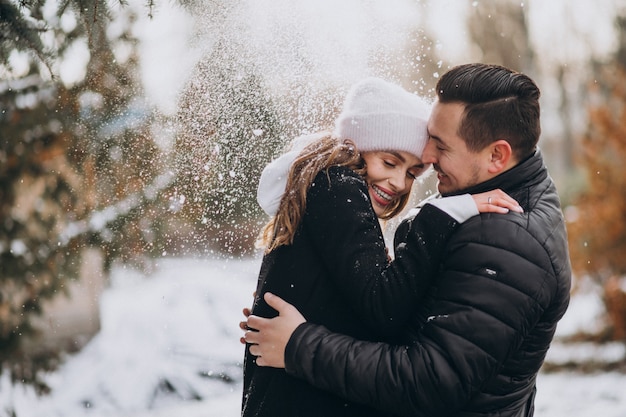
[334,77,431,157]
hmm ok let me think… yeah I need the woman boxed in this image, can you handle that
[242,78,519,417]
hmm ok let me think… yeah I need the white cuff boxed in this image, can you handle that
[426,194,479,223]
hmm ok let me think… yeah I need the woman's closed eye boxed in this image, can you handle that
[407,165,425,180]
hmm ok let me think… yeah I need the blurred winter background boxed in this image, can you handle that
[1,0,626,416]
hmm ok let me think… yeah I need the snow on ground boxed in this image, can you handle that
[2,257,626,417]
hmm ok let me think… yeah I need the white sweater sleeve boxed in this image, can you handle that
[425,194,479,223]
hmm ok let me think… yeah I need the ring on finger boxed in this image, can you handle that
[487,196,492,205]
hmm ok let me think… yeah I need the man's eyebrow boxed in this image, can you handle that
[428,134,444,145]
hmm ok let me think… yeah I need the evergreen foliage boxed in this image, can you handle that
[0,75,84,391]
[0,1,169,389]
[0,0,50,70]
[174,39,287,255]
[0,0,140,74]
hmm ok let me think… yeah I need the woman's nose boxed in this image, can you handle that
[388,172,407,193]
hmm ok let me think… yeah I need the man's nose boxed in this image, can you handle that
[421,139,437,164]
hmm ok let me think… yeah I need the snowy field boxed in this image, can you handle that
[2,257,626,417]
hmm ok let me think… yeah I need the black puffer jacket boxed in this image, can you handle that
[243,165,461,417]
[284,150,572,417]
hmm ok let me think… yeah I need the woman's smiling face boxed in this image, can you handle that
[361,150,427,218]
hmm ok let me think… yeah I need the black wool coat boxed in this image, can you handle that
[284,151,572,417]
[242,165,460,417]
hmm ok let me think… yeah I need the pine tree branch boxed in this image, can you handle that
[2,0,157,77]
[59,171,175,246]
[0,0,52,74]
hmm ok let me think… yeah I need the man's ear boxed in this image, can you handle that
[487,140,513,174]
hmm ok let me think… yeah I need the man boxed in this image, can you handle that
[243,63,572,417]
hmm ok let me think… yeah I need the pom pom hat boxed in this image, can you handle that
[333,77,431,157]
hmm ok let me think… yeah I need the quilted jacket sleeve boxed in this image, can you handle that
[285,213,558,416]
[304,166,459,333]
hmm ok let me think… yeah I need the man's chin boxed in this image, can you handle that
[437,182,459,196]
[436,181,450,194]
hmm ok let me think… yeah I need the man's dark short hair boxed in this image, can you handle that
[436,63,541,161]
